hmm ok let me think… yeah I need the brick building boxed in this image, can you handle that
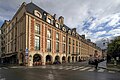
[1,2,102,66]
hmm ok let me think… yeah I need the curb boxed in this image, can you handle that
[99,67,120,72]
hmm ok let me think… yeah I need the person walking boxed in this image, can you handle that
[94,57,99,69]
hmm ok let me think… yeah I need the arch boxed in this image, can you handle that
[68,56,71,63]
[19,53,24,65]
[72,56,74,62]
[34,10,42,18]
[46,55,52,65]
[54,56,61,64]
[33,54,42,66]
[62,56,66,63]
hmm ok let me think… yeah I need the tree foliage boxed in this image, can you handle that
[107,36,120,59]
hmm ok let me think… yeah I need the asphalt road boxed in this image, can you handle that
[0,62,120,80]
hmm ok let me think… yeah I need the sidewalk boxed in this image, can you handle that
[107,64,120,72]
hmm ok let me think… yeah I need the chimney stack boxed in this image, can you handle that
[58,16,64,26]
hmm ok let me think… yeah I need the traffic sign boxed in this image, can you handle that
[25,48,29,56]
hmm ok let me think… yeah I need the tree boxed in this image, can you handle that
[107,36,120,61]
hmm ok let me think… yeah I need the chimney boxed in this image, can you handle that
[58,16,64,26]
[72,28,76,32]
[87,39,91,42]
[81,35,85,39]
[22,2,26,6]
[53,14,56,19]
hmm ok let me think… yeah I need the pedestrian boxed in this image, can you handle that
[94,58,99,69]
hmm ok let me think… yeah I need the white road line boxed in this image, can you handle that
[41,66,47,69]
[97,69,105,72]
[2,67,8,69]
[65,66,73,70]
[58,66,64,69]
[79,67,91,71]
[72,66,84,70]
[88,68,95,72]
[11,66,18,68]
[108,71,115,73]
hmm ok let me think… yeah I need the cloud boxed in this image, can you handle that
[1,0,120,48]
[107,28,120,36]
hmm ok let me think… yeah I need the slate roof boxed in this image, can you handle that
[26,2,49,21]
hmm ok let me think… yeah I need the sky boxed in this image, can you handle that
[0,0,120,49]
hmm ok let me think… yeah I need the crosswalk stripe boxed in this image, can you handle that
[88,68,95,71]
[2,67,8,69]
[79,67,91,71]
[108,71,115,73]
[97,69,105,72]
[65,66,73,70]
[72,66,84,70]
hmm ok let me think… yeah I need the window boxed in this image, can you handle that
[62,27,66,32]
[56,42,59,52]
[56,33,59,40]
[76,41,78,46]
[47,39,51,52]
[47,29,51,38]
[76,48,78,54]
[63,36,65,42]
[35,36,40,50]
[47,18,51,23]
[35,24,40,34]
[72,31,75,36]
[72,47,74,53]
[56,23,59,28]
[63,44,65,53]
[73,40,74,45]
[12,22,14,28]
[79,42,81,47]
[79,48,80,54]
[68,30,71,34]
[34,10,42,18]
[69,46,70,54]
[69,38,71,44]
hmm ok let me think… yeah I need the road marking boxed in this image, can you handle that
[11,66,18,68]
[0,68,2,69]
[79,67,91,71]
[88,68,95,72]
[72,66,84,70]
[2,67,8,69]
[65,66,73,70]
[97,69,105,72]
[48,71,54,80]
[58,66,63,69]
[41,66,47,69]
[108,71,115,73]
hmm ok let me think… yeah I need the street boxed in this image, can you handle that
[0,62,120,80]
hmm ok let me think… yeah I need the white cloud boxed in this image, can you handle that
[1,0,120,48]
[95,31,106,37]
[108,28,120,35]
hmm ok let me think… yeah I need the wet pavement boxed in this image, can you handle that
[0,62,120,80]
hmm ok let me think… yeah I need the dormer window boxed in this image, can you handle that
[47,18,51,24]
[34,10,42,18]
[68,30,71,34]
[62,27,66,32]
[72,31,75,36]
[44,13,47,16]
[56,23,59,28]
